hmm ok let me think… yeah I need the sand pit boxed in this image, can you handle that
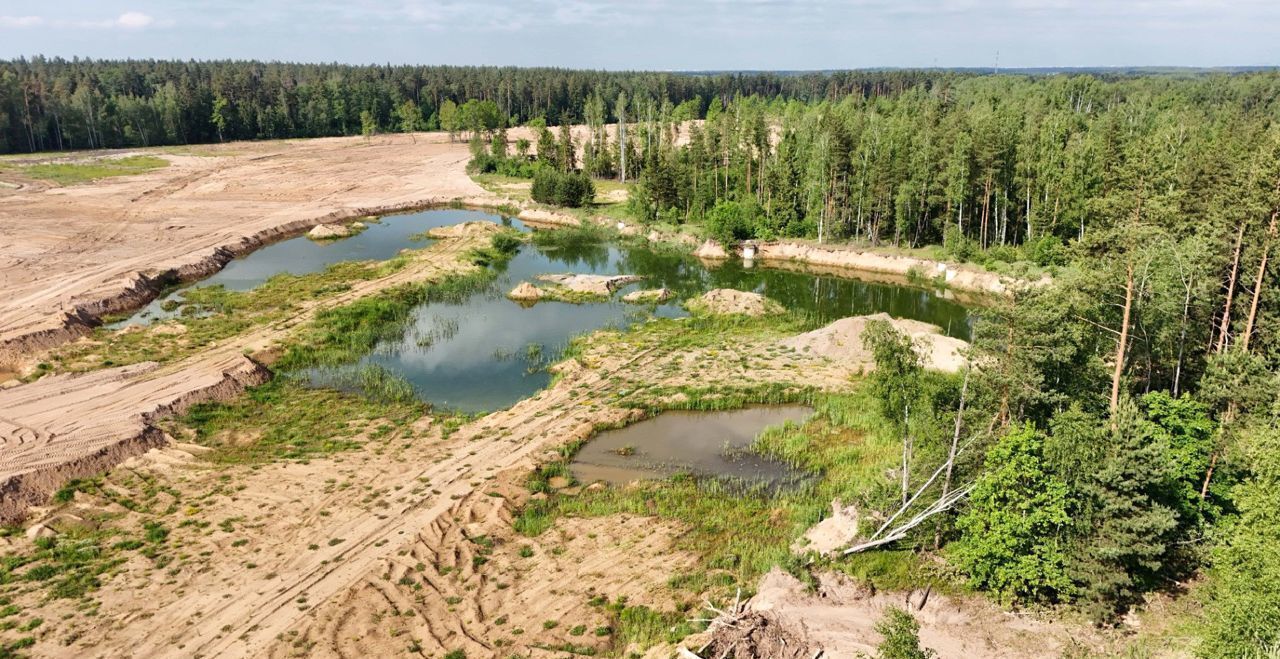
[0,132,487,368]
[0,309,852,659]
[779,313,969,373]
[0,229,491,522]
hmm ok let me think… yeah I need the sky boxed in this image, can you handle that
[1,0,1277,70]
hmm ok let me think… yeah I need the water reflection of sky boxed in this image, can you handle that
[107,207,977,411]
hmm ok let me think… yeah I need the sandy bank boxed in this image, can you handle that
[0,133,486,370]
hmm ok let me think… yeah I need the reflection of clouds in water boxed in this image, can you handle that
[286,209,979,412]
[382,298,633,372]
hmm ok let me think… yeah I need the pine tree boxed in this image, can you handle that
[1068,397,1179,619]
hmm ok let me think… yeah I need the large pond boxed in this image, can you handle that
[570,405,814,488]
[114,208,975,412]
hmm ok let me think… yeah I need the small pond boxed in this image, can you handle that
[108,209,492,328]
[570,405,814,489]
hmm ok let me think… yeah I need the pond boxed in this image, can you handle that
[569,405,814,489]
[111,208,976,412]
[320,211,973,412]
[108,208,491,328]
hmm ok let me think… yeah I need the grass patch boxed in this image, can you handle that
[48,256,415,374]
[179,378,426,464]
[0,521,172,605]
[514,387,944,609]
[14,155,168,185]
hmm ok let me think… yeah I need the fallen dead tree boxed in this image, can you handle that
[844,363,978,555]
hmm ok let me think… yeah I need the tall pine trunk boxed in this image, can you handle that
[1241,179,1280,352]
[1215,223,1246,353]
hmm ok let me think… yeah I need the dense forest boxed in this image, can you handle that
[0,57,952,154]
[477,71,1280,655]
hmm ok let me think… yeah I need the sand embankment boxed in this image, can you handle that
[0,228,494,522]
[0,133,486,370]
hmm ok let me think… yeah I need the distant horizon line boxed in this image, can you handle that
[2,56,1278,75]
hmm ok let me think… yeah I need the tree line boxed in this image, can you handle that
[0,57,962,154]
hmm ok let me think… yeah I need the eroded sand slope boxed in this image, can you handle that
[0,133,483,366]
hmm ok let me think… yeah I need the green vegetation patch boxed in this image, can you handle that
[50,256,414,374]
[180,377,426,464]
[515,388,935,604]
[15,155,168,185]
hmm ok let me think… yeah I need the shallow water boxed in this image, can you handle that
[341,217,972,411]
[108,207,975,411]
[570,405,814,488]
[109,209,496,328]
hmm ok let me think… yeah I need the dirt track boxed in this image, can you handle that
[0,225,493,523]
[19,322,850,659]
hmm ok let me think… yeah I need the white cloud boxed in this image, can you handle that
[0,15,44,28]
[114,11,155,29]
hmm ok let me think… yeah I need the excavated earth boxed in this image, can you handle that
[0,130,1076,658]
[0,133,487,368]
[0,226,496,524]
[9,319,855,658]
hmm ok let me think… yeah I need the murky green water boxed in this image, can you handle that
[570,405,814,488]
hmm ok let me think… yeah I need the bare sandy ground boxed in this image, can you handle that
[8,319,853,658]
[0,133,485,368]
[780,313,970,374]
[680,569,1100,659]
[0,228,493,523]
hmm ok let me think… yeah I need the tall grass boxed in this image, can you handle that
[277,270,496,370]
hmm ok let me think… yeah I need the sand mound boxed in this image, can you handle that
[795,499,863,556]
[508,281,543,301]
[306,223,351,240]
[622,287,674,304]
[688,289,782,317]
[695,238,730,260]
[779,313,968,372]
[424,221,501,238]
[535,273,642,296]
[684,568,1082,658]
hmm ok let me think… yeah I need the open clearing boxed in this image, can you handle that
[0,133,484,366]
[0,131,1128,659]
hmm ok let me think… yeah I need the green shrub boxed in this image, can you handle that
[531,169,596,208]
[872,607,936,659]
[704,200,760,245]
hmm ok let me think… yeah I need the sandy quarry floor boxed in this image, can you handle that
[0,225,496,522]
[0,133,487,365]
[6,319,853,659]
[0,129,1080,658]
